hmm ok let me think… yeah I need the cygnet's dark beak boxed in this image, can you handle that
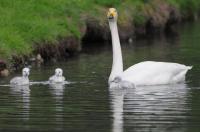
[24,72,29,77]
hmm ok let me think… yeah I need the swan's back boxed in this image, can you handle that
[121,61,192,86]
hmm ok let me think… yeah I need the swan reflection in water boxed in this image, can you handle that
[109,84,189,132]
[10,85,30,120]
[109,88,127,132]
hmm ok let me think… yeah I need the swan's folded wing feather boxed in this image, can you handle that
[120,61,192,85]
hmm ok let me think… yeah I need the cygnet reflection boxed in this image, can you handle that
[49,83,65,102]
[10,85,30,120]
[49,83,65,125]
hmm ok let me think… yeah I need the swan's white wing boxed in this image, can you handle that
[120,61,192,86]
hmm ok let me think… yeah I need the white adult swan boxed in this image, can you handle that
[10,68,30,85]
[107,8,192,88]
[49,68,65,84]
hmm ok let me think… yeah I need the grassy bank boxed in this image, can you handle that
[0,0,200,62]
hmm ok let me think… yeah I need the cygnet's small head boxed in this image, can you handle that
[107,8,118,22]
[55,68,63,77]
[22,68,30,77]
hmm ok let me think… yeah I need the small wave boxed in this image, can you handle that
[0,80,74,87]
[0,84,10,87]
[30,80,74,85]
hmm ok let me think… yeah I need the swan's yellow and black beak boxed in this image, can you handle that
[107,8,117,20]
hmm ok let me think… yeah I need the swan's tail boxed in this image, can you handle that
[187,66,193,70]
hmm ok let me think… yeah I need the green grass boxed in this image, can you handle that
[0,0,83,58]
[0,0,199,59]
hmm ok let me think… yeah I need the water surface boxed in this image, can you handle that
[0,21,200,131]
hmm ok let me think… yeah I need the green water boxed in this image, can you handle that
[0,21,200,131]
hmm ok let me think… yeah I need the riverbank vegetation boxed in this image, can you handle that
[0,0,200,69]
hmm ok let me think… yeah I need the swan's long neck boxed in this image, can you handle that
[109,21,123,83]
